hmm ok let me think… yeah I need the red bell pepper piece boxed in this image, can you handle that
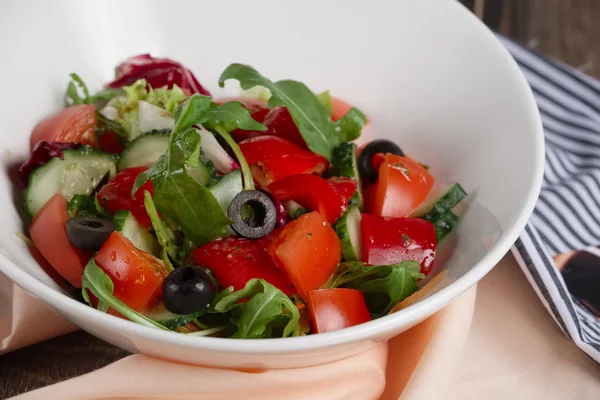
[361,213,437,275]
[269,174,351,224]
[96,167,156,229]
[194,237,294,295]
[307,288,371,333]
[264,212,342,299]
[107,54,210,96]
[239,136,329,187]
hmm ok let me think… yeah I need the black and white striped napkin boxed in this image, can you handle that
[498,36,600,363]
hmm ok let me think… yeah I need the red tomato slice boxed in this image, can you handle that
[95,231,168,311]
[194,237,294,295]
[264,212,341,299]
[96,167,155,228]
[365,154,435,217]
[268,175,349,224]
[30,105,97,151]
[29,193,90,288]
[239,136,329,187]
[361,213,437,275]
[307,288,371,333]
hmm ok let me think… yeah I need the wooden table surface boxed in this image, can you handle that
[1,2,599,399]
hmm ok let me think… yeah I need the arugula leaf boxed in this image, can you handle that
[212,279,300,339]
[81,259,169,330]
[143,191,178,272]
[65,73,120,107]
[317,90,334,116]
[132,96,233,246]
[219,64,367,161]
[325,261,423,317]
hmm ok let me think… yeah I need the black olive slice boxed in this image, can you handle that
[163,266,216,315]
[66,216,115,252]
[227,190,277,239]
[357,139,404,183]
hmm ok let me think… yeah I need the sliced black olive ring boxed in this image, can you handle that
[227,190,277,239]
[357,139,404,183]
[66,216,115,252]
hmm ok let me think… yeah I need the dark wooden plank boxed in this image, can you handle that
[494,0,600,78]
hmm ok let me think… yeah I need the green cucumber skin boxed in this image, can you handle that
[144,302,205,330]
[434,211,458,242]
[116,131,170,171]
[112,210,131,231]
[422,183,467,223]
[332,143,363,210]
[335,206,362,261]
[112,210,159,255]
[23,147,116,219]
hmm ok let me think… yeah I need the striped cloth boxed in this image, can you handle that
[499,36,600,363]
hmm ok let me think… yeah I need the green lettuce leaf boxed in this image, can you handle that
[219,64,367,161]
[325,261,423,317]
[212,279,300,339]
[81,259,169,330]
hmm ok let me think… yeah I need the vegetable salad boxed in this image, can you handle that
[18,54,467,338]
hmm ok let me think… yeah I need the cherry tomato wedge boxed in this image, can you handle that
[307,288,371,333]
[361,213,437,275]
[239,136,329,187]
[30,105,97,151]
[96,167,155,229]
[194,237,294,296]
[95,231,168,311]
[29,193,90,288]
[268,175,352,224]
[365,154,434,217]
[264,212,341,299]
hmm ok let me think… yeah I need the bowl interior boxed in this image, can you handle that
[0,0,543,356]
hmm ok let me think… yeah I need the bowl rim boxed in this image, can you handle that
[0,1,545,354]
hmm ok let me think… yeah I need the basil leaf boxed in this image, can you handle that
[325,261,423,317]
[81,259,169,330]
[219,64,367,161]
[212,279,300,339]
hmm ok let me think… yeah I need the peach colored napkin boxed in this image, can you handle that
[3,255,600,400]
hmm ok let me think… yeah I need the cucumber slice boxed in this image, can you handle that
[332,143,363,209]
[433,211,458,242]
[113,210,160,256]
[413,183,467,221]
[335,206,363,261]
[117,130,169,171]
[144,300,204,330]
[208,169,243,212]
[24,147,116,218]
[283,200,309,219]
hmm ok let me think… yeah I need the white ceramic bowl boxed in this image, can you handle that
[0,0,543,368]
